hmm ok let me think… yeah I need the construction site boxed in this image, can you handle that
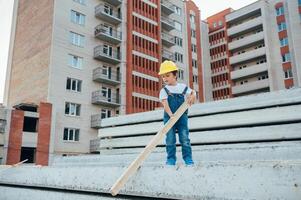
[0,0,301,199]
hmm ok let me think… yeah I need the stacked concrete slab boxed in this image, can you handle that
[1,89,301,199]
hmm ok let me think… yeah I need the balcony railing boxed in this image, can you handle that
[95,24,122,44]
[92,90,121,107]
[161,32,175,47]
[162,49,174,61]
[102,0,122,6]
[95,4,122,25]
[161,16,175,31]
[94,45,121,64]
[93,67,121,85]
[161,0,174,15]
[90,138,100,152]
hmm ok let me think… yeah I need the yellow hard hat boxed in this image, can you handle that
[158,60,178,75]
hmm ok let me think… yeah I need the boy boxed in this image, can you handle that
[158,60,196,166]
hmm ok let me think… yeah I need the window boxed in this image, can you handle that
[63,128,80,141]
[213,22,217,28]
[191,44,197,53]
[104,4,113,16]
[66,78,82,92]
[280,37,289,47]
[174,37,183,47]
[69,54,83,69]
[101,86,112,100]
[70,32,85,47]
[191,29,196,38]
[192,59,197,68]
[190,14,195,24]
[256,59,267,65]
[178,69,184,80]
[240,80,248,85]
[101,109,111,119]
[258,74,269,80]
[282,53,291,63]
[278,22,287,32]
[65,102,81,116]
[71,10,85,25]
[73,0,85,5]
[174,52,183,63]
[193,75,198,83]
[284,69,293,79]
[174,6,181,16]
[103,45,113,56]
[276,6,284,16]
[218,20,223,26]
[174,21,182,32]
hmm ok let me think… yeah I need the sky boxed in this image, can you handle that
[0,0,258,104]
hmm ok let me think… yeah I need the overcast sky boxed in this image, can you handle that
[0,0,258,104]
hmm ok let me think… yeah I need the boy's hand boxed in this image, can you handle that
[187,93,196,106]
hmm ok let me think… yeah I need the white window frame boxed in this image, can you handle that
[71,10,85,25]
[63,128,80,142]
[276,6,284,16]
[280,37,288,47]
[174,37,183,47]
[174,52,183,63]
[69,54,83,69]
[101,109,112,119]
[174,6,181,16]
[282,53,291,63]
[278,22,287,32]
[190,14,195,24]
[65,102,81,116]
[70,31,85,47]
[174,21,182,32]
[66,77,82,92]
[284,69,293,79]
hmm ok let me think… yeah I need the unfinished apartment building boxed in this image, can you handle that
[4,0,204,162]
[204,0,301,99]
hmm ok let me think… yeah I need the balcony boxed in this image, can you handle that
[91,90,121,107]
[161,16,175,31]
[228,31,264,51]
[93,67,121,86]
[95,4,122,25]
[232,79,269,95]
[227,17,262,37]
[0,134,4,145]
[226,2,261,23]
[162,49,174,61]
[161,0,174,15]
[231,63,268,80]
[229,47,266,65]
[161,32,175,47]
[90,138,100,152]
[95,24,122,45]
[94,45,121,64]
[91,114,102,129]
[102,0,122,6]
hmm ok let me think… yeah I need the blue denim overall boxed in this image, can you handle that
[163,86,194,165]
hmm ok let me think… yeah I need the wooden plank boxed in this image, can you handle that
[99,104,301,138]
[99,123,301,149]
[109,100,190,196]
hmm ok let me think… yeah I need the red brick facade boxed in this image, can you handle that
[6,110,24,165]
[36,102,52,165]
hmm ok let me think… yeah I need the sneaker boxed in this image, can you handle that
[166,159,176,166]
[185,160,194,166]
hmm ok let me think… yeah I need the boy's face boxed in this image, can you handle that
[161,72,177,85]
